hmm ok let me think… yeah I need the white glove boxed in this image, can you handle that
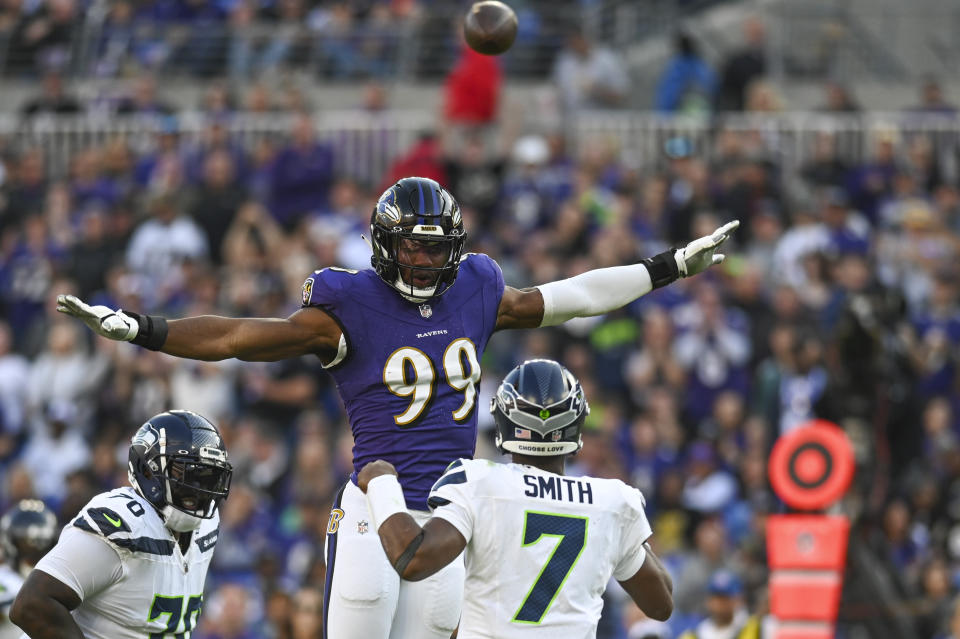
[674,220,740,277]
[56,294,139,341]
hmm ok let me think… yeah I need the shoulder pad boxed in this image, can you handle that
[428,459,498,509]
[301,266,364,307]
[72,489,175,556]
[617,481,648,515]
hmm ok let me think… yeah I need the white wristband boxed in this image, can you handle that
[365,475,407,532]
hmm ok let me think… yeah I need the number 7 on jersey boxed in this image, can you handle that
[513,511,588,624]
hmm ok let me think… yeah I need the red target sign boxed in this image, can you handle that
[769,420,855,511]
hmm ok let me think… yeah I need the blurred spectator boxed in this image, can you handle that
[777,331,827,434]
[19,399,91,504]
[655,31,715,115]
[916,557,955,638]
[381,130,448,191]
[939,596,960,639]
[847,128,899,224]
[678,570,751,639]
[19,72,80,117]
[553,28,629,113]
[115,75,175,116]
[290,586,323,639]
[663,138,712,245]
[909,77,957,115]
[91,0,135,77]
[269,114,334,230]
[6,0,76,74]
[820,81,861,113]
[714,16,767,112]
[25,320,107,419]
[444,41,502,125]
[189,150,246,263]
[197,581,263,639]
[443,131,506,223]
[673,518,735,618]
[0,320,28,457]
[800,131,850,190]
[673,283,751,423]
[67,204,120,299]
[681,441,739,515]
[744,79,784,113]
[124,191,209,305]
[3,148,48,235]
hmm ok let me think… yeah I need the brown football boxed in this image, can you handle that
[463,1,518,56]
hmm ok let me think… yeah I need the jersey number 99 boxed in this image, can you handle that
[383,338,481,427]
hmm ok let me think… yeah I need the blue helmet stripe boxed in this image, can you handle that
[417,179,425,217]
[431,182,440,215]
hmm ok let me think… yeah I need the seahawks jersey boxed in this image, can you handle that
[301,253,504,509]
[33,487,219,639]
[0,565,24,639]
[428,460,653,639]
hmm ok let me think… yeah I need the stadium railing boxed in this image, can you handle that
[3,110,436,184]
[7,110,960,184]
[574,110,960,176]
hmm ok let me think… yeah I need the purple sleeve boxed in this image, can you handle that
[474,254,505,338]
[300,268,351,308]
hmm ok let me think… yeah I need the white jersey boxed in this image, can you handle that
[33,487,219,639]
[0,565,25,639]
[428,460,652,639]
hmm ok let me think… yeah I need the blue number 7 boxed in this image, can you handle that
[512,511,588,624]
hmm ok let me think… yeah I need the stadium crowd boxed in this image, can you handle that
[0,13,960,639]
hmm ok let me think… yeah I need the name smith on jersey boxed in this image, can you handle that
[522,474,594,504]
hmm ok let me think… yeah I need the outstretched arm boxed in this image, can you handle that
[495,220,739,330]
[358,461,467,581]
[57,296,343,363]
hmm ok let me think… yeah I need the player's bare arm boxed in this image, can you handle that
[358,460,467,581]
[9,570,84,639]
[55,296,343,364]
[494,220,739,331]
[618,541,674,622]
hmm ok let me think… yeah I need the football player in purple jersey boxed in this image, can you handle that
[57,176,737,639]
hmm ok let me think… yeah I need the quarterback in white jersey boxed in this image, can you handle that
[0,500,58,639]
[10,410,232,639]
[359,359,673,639]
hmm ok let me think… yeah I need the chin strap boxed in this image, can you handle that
[162,506,203,533]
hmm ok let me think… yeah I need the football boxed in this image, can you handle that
[463,1,518,56]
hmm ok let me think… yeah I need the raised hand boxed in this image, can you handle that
[674,220,740,277]
[56,294,139,342]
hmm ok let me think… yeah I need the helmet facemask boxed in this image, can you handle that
[370,178,467,302]
[128,412,232,533]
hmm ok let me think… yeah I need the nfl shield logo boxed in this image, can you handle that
[551,430,563,441]
[357,520,369,535]
[301,277,314,306]
[419,304,432,319]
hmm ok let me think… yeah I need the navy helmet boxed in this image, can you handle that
[492,359,589,456]
[128,410,232,531]
[370,177,467,301]
[0,499,57,573]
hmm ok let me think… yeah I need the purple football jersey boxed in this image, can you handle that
[302,254,505,509]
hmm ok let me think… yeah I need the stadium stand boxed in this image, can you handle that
[1,2,960,639]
